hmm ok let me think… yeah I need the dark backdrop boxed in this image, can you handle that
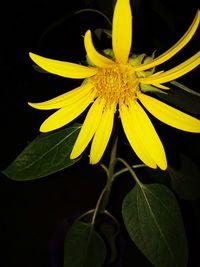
[0,0,199,266]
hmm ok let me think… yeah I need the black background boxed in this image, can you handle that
[0,0,200,266]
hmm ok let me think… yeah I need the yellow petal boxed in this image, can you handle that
[84,30,114,68]
[134,10,200,71]
[140,52,200,84]
[129,101,167,170]
[120,104,158,169]
[112,0,132,64]
[70,98,105,159]
[139,93,200,132]
[29,52,97,79]
[39,90,96,132]
[90,105,115,164]
[151,83,170,90]
[28,82,93,110]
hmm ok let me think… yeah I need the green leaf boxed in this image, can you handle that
[2,123,81,180]
[168,154,200,200]
[64,221,106,267]
[122,183,188,267]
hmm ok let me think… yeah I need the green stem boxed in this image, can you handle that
[170,80,200,97]
[75,9,112,26]
[99,136,118,211]
[117,158,143,187]
[113,163,146,179]
[90,135,118,224]
[75,209,94,223]
[91,186,107,225]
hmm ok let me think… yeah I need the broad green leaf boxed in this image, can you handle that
[64,221,106,267]
[122,183,188,267]
[168,154,200,200]
[2,123,81,180]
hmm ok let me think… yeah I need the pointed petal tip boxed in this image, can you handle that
[84,29,114,67]
[69,152,76,160]
[134,9,200,71]
[29,51,97,79]
[28,101,42,110]
[39,124,49,133]
[112,0,132,64]
[158,160,168,171]
[89,106,115,165]
[29,51,33,57]
[141,160,167,170]
[28,101,45,110]
[143,156,167,170]
[139,93,200,133]
[89,158,98,165]
[28,101,33,107]
[29,51,34,57]
[29,52,39,63]
[70,99,104,160]
[85,29,91,36]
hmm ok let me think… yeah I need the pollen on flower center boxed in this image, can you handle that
[91,64,140,107]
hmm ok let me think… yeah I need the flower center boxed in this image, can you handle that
[91,64,139,108]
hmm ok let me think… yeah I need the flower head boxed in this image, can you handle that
[29,0,200,170]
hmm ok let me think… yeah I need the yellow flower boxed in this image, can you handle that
[29,0,200,170]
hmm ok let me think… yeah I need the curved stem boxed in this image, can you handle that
[100,163,109,177]
[113,163,146,179]
[75,9,112,26]
[91,186,108,225]
[90,135,118,224]
[103,210,120,231]
[117,158,143,187]
[74,209,95,223]
[170,80,200,97]
[99,136,118,211]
